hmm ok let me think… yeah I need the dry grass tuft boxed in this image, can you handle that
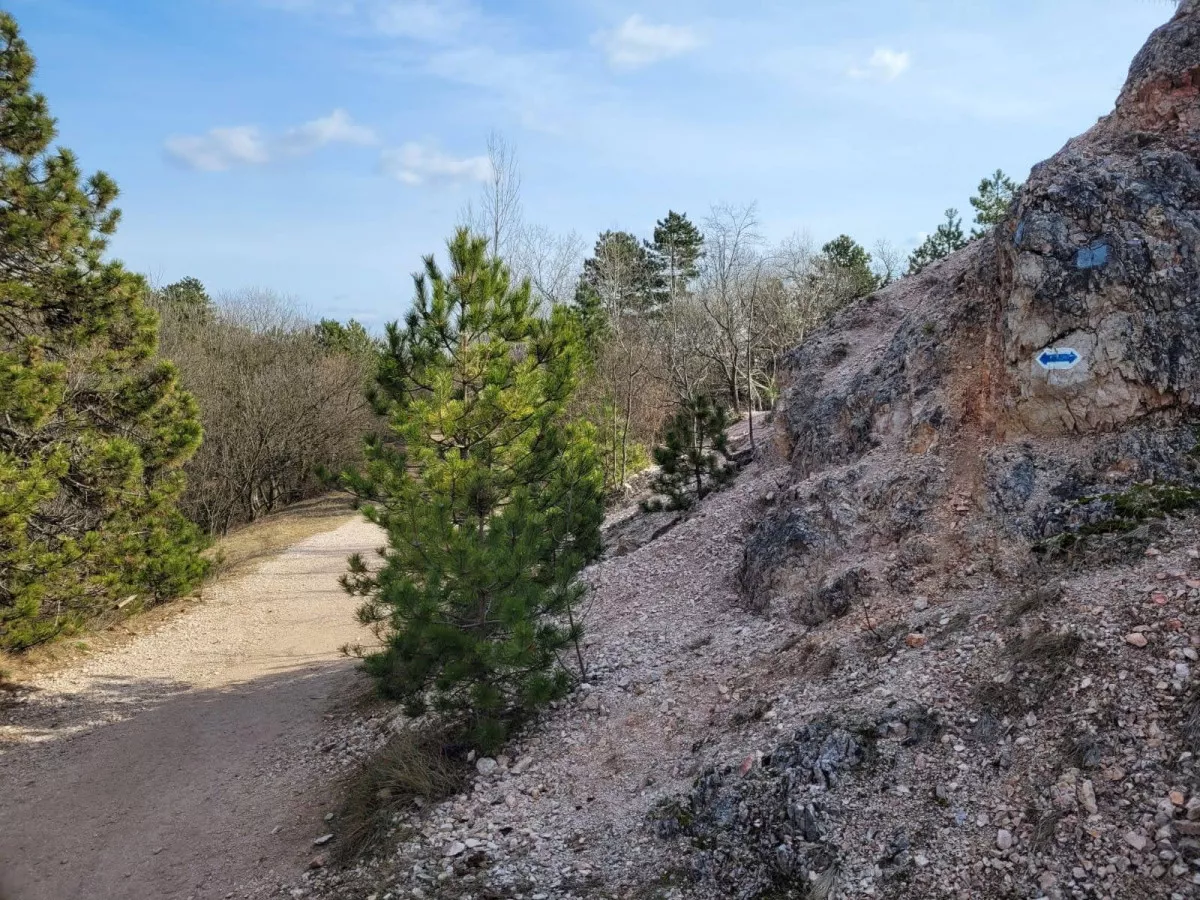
[1005,582,1064,625]
[1009,629,1081,666]
[1181,684,1200,755]
[334,727,470,863]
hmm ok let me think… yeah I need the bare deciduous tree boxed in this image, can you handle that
[695,203,764,414]
[153,289,376,533]
[511,224,586,312]
[461,131,523,260]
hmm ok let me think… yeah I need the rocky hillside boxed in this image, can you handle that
[296,5,1200,900]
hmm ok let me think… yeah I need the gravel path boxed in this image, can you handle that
[0,515,382,900]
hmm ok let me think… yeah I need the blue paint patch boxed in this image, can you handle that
[1013,220,1025,247]
[1036,347,1081,370]
[1075,241,1109,269]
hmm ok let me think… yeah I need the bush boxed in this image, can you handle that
[153,285,378,534]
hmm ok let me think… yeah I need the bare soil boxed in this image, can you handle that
[0,512,382,900]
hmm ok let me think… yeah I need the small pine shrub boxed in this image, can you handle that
[643,395,735,512]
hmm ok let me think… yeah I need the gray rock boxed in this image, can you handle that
[736,0,1200,612]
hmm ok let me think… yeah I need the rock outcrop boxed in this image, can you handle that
[743,0,1200,618]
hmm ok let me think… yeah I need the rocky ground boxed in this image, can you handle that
[286,426,1200,899]
[291,5,1200,897]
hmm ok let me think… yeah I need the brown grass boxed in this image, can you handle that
[333,726,470,863]
[206,493,358,578]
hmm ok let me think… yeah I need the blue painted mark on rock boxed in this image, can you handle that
[1075,241,1109,269]
[1036,347,1081,370]
[1013,220,1025,247]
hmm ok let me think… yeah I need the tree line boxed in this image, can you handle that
[480,151,1018,494]
[150,279,376,535]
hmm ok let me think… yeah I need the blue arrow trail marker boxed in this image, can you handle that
[1036,348,1081,370]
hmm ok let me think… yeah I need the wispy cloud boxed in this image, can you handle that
[164,126,271,172]
[369,0,473,42]
[259,0,473,42]
[279,109,378,153]
[166,109,377,171]
[848,47,911,82]
[594,15,702,70]
[379,142,491,185]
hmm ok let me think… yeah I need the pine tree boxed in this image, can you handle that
[343,229,604,752]
[907,209,968,275]
[155,276,213,325]
[581,230,660,319]
[818,234,879,300]
[644,395,735,512]
[313,317,378,359]
[969,169,1019,237]
[648,211,704,310]
[0,13,207,649]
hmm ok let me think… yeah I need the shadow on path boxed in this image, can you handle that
[0,660,366,900]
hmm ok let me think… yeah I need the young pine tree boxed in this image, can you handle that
[0,13,207,650]
[907,208,968,275]
[819,234,879,301]
[344,229,604,752]
[644,395,735,512]
[969,169,1020,237]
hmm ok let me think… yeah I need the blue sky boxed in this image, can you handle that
[8,0,1174,326]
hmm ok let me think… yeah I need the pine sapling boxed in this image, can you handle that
[643,395,735,512]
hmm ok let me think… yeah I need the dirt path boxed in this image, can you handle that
[0,515,382,900]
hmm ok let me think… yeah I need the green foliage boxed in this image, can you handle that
[819,234,879,300]
[644,395,735,512]
[344,229,604,752]
[581,230,661,318]
[314,317,378,359]
[0,13,207,649]
[907,208,968,275]
[970,169,1020,237]
[648,210,704,307]
[154,276,213,325]
[570,279,610,358]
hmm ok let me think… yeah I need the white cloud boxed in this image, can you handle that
[594,15,702,70]
[164,126,271,172]
[280,109,378,153]
[369,0,472,43]
[166,110,376,172]
[379,142,491,185]
[848,47,911,82]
